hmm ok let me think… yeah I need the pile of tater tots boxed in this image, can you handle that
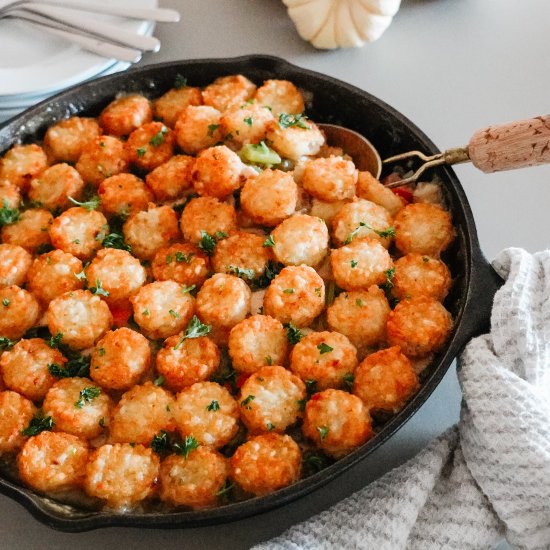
[0,73,455,512]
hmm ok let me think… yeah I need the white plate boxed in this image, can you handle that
[0,0,156,98]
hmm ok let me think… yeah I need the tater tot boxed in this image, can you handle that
[85,248,146,305]
[265,118,325,161]
[159,447,229,509]
[49,207,108,260]
[0,286,40,340]
[196,274,251,339]
[302,156,357,202]
[154,85,203,128]
[99,94,153,137]
[43,377,112,440]
[0,181,21,209]
[97,173,154,219]
[174,381,239,448]
[0,338,61,401]
[174,105,222,155]
[123,205,180,260]
[263,265,325,327]
[230,433,301,496]
[0,144,48,190]
[152,243,210,288]
[331,199,394,248]
[254,79,305,116]
[84,443,159,508]
[126,122,175,171]
[43,116,101,163]
[220,102,275,147]
[212,231,271,279]
[271,214,328,267]
[109,382,175,445]
[145,155,195,202]
[27,163,84,212]
[386,296,453,358]
[155,335,220,392]
[353,346,419,413]
[201,74,256,113]
[47,290,113,350]
[394,203,455,256]
[179,197,237,244]
[356,171,405,217]
[75,136,129,186]
[240,169,297,227]
[326,286,390,349]
[0,390,36,454]
[192,145,246,199]
[0,244,32,287]
[18,432,88,494]
[26,250,84,305]
[1,208,53,252]
[330,239,393,291]
[238,366,306,433]
[289,331,357,391]
[130,280,195,340]
[90,328,151,391]
[228,314,288,374]
[309,198,349,226]
[302,389,372,458]
[392,253,452,302]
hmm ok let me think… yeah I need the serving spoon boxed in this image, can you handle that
[321,114,550,187]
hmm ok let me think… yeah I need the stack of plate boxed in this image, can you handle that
[0,3,156,124]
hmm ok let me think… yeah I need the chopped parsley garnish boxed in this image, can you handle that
[317,342,333,354]
[314,287,322,297]
[302,451,329,474]
[256,260,284,288]
[102,232,131,252]
[173,315,211,350]
[207,123,220,137]
[175,251,194,263]
[381,267,396,292]
[174,73,188,88]
[0,199,20,226]
[283,288,295,294]
[74,270,87,282]
[68,195,101,211]
[305,379,318,395]
[350,259,358,268]
[2,298,9,307]
[240,141,281,166]
[181,284,196,295]
[136,147,147,158]
[343,373,355,391]
[151,430,170,454]
[47,332,64,349]
[99,417,105,427]
[149,125,169,146]
[266,422,275,431]
[142,308,150,316]
[48,352,91,379]
[243,116,253,127]
[0,337,16,351]
[153,375,165,386]
[98,348,106,357]
[173,435,200,459]
[285,322,303,344]
[278,113,309,130]
[227,265,255,281]
[198,230,227,256]
[343,222,395,245]
[423,256,430,263]
[263,234,275,248]
[240,395,255,410]
[216,480,234,498]
[266,355,273,366]
[89,279,109,297]
[207,400,220,412]
[317,425,330,440]
[169,309,180,319]
[21,414,54,436]
[75,386,101,408]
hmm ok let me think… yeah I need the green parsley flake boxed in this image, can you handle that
[149,126,169,147]
[142,308,150,317]
[153,375,165,386]
[136,147,147,157]
[2,299,9,307]
[285,322,303,344]
[317,425,330,440]
[173,435,200,459]
[317,342,333,354]
[89,279,109,297]
[173,315,211,350]
[198,230,226,256]
[356,299,364,307]
[0,337,16,351]
[240,395,255,410]
[207,124,220,137]
[243,116,253,127]
[350,259,358,268]
[175,251,194,263]
[207,400,220,412]
[343,373,355,391]
[174,74,188,88]
[181,284,196,294]
[263,234,275,248]
[75,386,101,409]
[283,288,295,294]
[0,199,20,226]
[266,355,273,366]
[68,195,101,211]
[98,348,106,357]
[227,265,255,281]
[21,415,54,436]
[278,113,309,129]
[74,270,87,282]
[169,309,180,319]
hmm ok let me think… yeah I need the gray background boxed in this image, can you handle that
[1,0,549,547]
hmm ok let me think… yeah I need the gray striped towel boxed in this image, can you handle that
[254,248,550,550]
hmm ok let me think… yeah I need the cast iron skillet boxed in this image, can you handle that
[0,55,503,531]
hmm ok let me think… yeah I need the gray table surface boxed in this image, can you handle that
[1,0,549,547]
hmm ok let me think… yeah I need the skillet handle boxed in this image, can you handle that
[455,249,504,349]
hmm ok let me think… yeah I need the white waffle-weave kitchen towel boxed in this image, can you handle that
[254,248,550,550]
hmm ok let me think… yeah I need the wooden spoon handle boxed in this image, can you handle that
[468,115,550,173]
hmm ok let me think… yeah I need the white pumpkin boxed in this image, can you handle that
[283,0,401,49]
